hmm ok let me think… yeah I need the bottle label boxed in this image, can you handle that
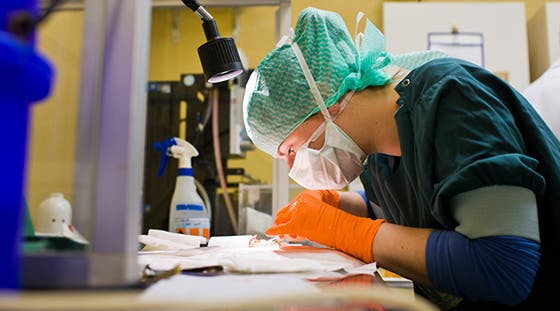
[178,168,193,176]
[173,217,210,239]
[176,204,204,211]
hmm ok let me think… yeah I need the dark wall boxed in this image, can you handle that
[142,75,233,236]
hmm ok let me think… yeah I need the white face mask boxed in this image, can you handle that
[283,33,366,190]
[288,113,366,190]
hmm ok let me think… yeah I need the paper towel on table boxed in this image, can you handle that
[148,229,206,245]
[139,236,377,279]
[139,229,206,251]
[217,246,369,274]
[207,235,258,248]
[139,235,198,251]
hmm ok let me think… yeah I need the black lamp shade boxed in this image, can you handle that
[198,37,244,83]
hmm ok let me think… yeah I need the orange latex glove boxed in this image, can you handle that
[304,189,340,208]
[265,191,386,263]
[272,190,340,242]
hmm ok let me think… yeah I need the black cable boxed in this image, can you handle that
[36,0,66,25]
[7,0,65,40]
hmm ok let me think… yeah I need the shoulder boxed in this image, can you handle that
[410,57,488,82]
[394,57,477,107]
[397,57,510,104]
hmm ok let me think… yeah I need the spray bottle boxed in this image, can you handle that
[154,137,210,239]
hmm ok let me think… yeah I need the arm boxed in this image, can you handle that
[338,190,368,217]
[267,189,540,305]
[298,189,370,217]
[265,193,432,284]
[370,213,539,306]
[427,232,539,305]
[373,223,432,285]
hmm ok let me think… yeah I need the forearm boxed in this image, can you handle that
[372,224,540,305]
[338,191,368,217]
[372,222,432,286]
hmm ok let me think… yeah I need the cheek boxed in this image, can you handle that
[307,132,326,150]
[286,154,295,170]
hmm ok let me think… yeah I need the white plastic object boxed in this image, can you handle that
[36,193,72,235]
[167,138,211,238]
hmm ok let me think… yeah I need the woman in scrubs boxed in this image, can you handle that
[242,7,559,311]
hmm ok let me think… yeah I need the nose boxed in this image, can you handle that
[276,150,295,170]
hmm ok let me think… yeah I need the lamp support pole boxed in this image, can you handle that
[271,0,291,217]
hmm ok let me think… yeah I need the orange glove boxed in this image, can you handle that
[271,190,340,242]
[265,191,386,263]
[304,189,340,208]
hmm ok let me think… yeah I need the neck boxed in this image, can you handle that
[338,86,401,156]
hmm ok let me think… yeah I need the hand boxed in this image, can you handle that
[265,191,385,263]
[268,190,340,242]
[303,189,340,208]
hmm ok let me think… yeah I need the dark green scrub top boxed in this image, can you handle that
[360,57,560,303]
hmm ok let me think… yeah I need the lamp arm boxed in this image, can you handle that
[202,19,220,41]
[180,0,200,11]
[181,0,214,21]
[180,0,244,83]
[181,0,218,40]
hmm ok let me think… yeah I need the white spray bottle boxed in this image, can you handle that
[154,137,210,239]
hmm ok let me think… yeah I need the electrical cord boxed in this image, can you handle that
[211,87,239,234]
[194,178,212,224]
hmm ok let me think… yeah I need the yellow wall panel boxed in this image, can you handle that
[28,11,83,222]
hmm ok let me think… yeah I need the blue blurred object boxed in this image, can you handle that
[0,0,54,289]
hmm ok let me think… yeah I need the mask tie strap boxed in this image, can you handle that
[276,29,294,47]
[289,33,332,122]
[332,90,355,122]
[354,12,365,79]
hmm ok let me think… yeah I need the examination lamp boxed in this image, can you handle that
[181,0,244,83]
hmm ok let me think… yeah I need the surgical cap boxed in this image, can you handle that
[243,7,446,157]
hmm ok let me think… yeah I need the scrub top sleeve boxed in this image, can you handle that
[429,75,546,230]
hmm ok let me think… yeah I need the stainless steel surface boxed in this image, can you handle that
[271,0,291,217]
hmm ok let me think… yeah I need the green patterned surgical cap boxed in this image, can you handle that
[243,7,446,157]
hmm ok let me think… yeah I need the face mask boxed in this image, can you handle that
[283,31,367,189]
[288,113,366,190]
